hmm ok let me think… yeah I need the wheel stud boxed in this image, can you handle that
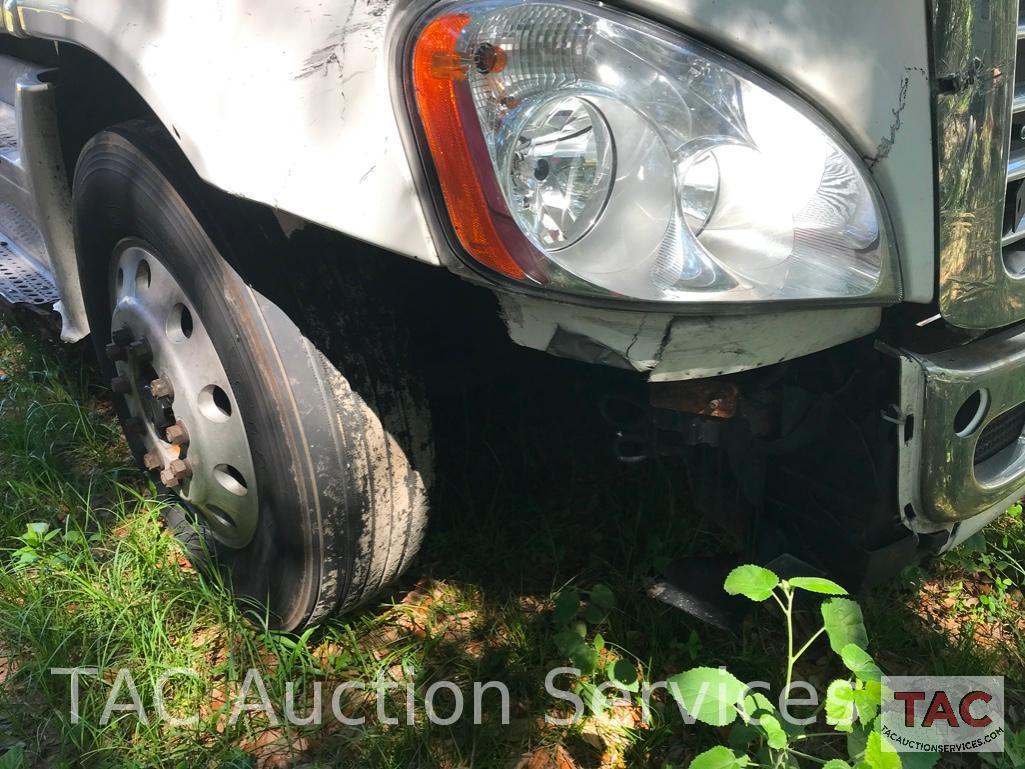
[165,420,189,446]
[110,376,132,395]
[143,451,163,470]
[160,467,180,488]
[169,458,192,482]
[127,339,152,363]
[150,377,174,400]
[105,343,127,362]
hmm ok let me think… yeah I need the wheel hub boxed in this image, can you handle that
[107,242,259,548]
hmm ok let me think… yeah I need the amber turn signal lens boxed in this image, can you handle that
[412,14,542,281]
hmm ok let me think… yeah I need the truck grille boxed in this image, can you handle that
[932,0,1020,330]
[1004,6,1025,265]
[975,401,1025,465]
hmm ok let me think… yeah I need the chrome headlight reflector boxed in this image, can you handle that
[407,1,899,305]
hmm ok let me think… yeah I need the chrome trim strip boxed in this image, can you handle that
[1010,145,1025,181]
[934,0,1019,329]
[1002,228,1025,246]
[897,323,1025,524]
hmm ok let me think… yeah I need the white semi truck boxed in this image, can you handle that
[0,0,1017,629]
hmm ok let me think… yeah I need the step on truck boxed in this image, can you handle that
[0,0,1019,629]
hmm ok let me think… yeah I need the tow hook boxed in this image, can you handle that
[600,396,730,463]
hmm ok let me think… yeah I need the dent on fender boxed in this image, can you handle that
[5,0,440,267]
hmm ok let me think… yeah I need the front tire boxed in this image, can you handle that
[73,121,433,630]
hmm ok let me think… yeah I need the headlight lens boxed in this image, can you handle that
[408,1,899,305]
[506,95,615,250]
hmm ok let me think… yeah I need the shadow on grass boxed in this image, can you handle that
[0,286,1021,768]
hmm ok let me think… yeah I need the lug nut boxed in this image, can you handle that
[169,458,192,482]
[127,339,152,363]
[110,376,132,395]
[165,420,189,446]
[160,468,180,488]
[143,451,163,470]
[105,343,127,362]
[150,377,174,400]
[124,416,144,434]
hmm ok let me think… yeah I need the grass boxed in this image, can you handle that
[0,314,1020,768]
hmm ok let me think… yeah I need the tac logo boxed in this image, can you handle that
[894,689,995,729]
[882,676,1005,754]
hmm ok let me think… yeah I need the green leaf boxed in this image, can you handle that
[688,746,750,769]
[553,589,580,625]
[847,725,870,759]
[571,644,599,676]
[576,682,607,715]
[864,731,901,769]
[823,762,853,769]
[553,629,586,658]
[840,644,882,682]
[761,714,788,749]
[583,603,606,625]
[62,530,86,545]
[821,598,869,653]
[723,565,779,602]
[741,691,776,721]
[667,667,746,727]
[852,680,882,726]
[899,754,939,769]
[728,722,760,751]
[593,633,605,653]
[607,659,639,692]
[788,577,848,595]
[825,679,856,733]
[589,583,616,611]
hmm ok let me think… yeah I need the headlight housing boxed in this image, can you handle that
[406,0,899,306]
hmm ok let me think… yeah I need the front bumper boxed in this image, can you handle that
[497,293,882,381]
[891,324,1025,543]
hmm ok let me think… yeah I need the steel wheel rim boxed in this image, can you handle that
[107,240,259,548]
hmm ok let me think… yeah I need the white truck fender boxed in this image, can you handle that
[4,0,441,265]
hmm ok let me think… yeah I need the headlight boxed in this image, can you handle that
[407,1,899,305]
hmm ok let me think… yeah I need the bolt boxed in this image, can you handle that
[124,416,144,433]
[150,377,174,400]
[105,343,127,362]
[169,458,192,482]
[110,376,132,395]
[165,420,189,446]
[160,468,180,488]
[143,451,163,470]
[127,339,152,363]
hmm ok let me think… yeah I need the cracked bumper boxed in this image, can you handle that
[497,293,883,381]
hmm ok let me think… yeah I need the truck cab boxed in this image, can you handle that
[0,0,1018,629]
